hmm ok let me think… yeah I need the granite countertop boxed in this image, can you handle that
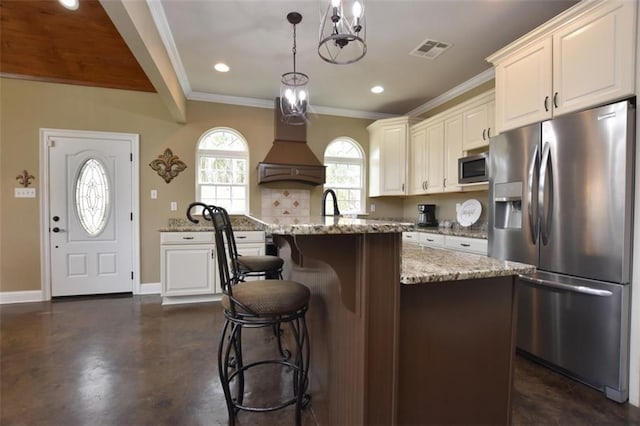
[414,227,488,240]
[159,215,265,232]
[401,244,534,284]
[248,215,414,235]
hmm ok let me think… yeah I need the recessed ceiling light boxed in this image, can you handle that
[371,85,384,94]
[214,63,230,73]
[58,0,79,10]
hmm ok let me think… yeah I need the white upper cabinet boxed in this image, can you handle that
[462,98,495,150]
[409,126,428,195]
[552,1,636,116]
[368,117,416,196]
[443,113,463,193]
[425,122,445,193]
[489,0,636,133]
[494,37,553,131]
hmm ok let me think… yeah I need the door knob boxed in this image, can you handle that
[52,216,60,222]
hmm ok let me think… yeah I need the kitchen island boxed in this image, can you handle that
[249,215,534,425]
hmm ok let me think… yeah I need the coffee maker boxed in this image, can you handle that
[417,204,438,227]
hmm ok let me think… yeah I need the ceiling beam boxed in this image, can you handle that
[100,0,186,123]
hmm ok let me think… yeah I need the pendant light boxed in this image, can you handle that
[318,0,366,65]
[280,12,309,125]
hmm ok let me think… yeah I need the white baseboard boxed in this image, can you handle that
[138,282,161,295]
[0,290,44,304]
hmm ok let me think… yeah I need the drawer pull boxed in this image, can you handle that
[426,238,434,242]
[237,236,247,239]
[182,236,195,240]
[460,243,471,247]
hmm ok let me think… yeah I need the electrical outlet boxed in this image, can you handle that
[170,201,178,211]
[150,189,157,199]
[370,203,376,212]
[15,188,36,198]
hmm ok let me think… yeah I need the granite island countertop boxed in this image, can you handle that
[401,244,534,284]
[248,215,414,235]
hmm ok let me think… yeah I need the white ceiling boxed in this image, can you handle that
[146,0,578,118]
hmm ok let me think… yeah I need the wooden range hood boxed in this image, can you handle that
[258,99,326,185]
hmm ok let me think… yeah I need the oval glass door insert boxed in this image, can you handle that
[75,158,110,236]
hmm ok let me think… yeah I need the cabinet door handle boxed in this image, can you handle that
[443,178,446,187]
[425,181,429,189]
[211,249,215,259]
[553,92,558,108]
[487,128,491,138]
[482,129,486,140]
[182,236,195,240]
[402,183,405,192]
[544,96,549,112]
[460,243,471,247]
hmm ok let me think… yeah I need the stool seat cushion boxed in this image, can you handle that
[237,255,284,273]
[222,280,310,315]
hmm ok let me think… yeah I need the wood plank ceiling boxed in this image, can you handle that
[0,0,154,92]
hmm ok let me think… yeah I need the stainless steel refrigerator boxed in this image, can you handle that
[488,99,635,403]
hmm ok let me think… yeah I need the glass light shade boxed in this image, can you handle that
[280,71,309,125]
[319,0,366,65]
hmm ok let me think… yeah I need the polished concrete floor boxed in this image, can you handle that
[1,295,639,425]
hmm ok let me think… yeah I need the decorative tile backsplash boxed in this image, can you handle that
[261,189,310,221]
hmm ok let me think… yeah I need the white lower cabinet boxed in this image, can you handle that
[443,235,488,255]
[419,233,445,249]
[406,231,488,255]
[160,231,266,304]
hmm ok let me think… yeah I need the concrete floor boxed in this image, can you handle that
[1,295,639,425]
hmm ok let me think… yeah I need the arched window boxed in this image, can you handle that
[196,128,249,214]
[323,138,365,214]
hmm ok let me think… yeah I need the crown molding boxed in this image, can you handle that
[187,91,398,120]
[147,0,191,95]
[406,68,495,117]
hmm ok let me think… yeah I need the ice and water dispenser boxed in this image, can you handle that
[493,181,523,229]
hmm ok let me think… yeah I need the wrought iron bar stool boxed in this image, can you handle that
[206,205,311,425]
[186,202,284,280]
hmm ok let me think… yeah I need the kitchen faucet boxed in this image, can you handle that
[321,189,340,216]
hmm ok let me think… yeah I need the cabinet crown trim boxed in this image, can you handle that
[411,89,494,131]
[486,0,613,64]
[367,116,420,131]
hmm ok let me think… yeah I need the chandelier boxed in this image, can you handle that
[318,0,366,65]
[280,12,309,125]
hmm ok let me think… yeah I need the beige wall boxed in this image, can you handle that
[0,78,373,291]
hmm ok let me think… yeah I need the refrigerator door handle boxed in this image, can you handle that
[528,144,539,244]
[518,274,614,297]
[538,142,551,245]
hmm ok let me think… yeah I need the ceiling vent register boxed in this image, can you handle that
[410,38,451,59]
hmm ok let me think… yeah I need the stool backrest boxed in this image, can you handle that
[186,202,244,312]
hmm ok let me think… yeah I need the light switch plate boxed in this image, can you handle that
[15,188,36,198]
[150,189,158,199]
[170,201,178,211]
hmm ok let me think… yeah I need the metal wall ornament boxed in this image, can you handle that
[149,148,187,183]
[318,0,366,65]
[16,170,35,187]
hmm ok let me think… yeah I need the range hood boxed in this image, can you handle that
[258,99,326,185]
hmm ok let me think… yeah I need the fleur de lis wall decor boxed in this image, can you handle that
[16,170,35,187]
[149,148,187,183]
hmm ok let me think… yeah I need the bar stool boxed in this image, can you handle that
[206,205,311,425]
[186,202,284,280]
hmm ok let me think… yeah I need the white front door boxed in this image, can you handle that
[47,132,135,296]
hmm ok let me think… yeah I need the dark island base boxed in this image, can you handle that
[398,276,517,425]
[275,233,517,425]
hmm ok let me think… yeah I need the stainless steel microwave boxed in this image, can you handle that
[458,153,488,184]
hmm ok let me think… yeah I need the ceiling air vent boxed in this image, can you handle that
[410,38,451,60]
